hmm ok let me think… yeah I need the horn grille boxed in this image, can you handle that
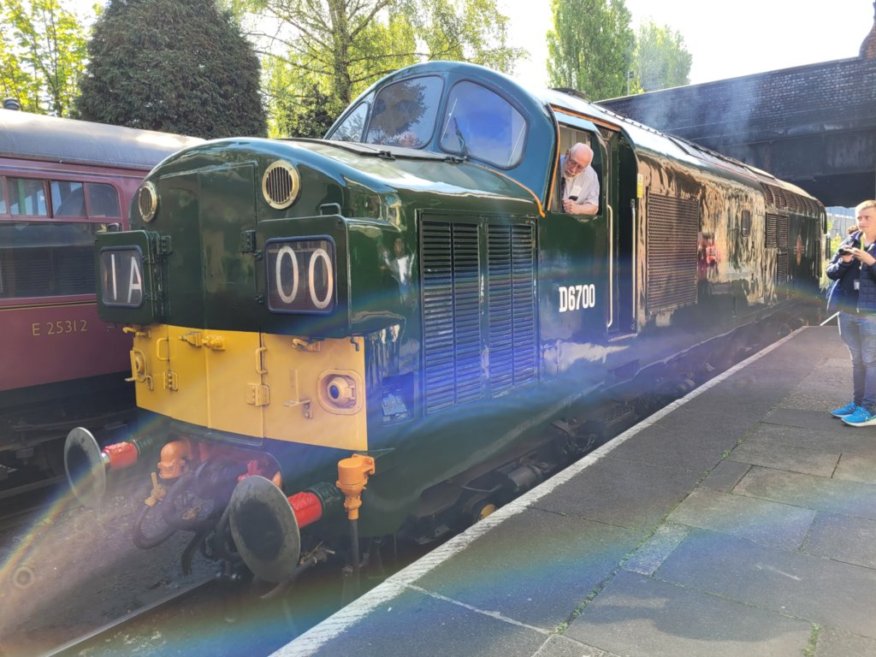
[262,160,300,209]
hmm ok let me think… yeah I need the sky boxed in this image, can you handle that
[66,0,875,90]
[501,0,876,90]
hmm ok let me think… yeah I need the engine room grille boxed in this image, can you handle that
[646,193,699,313]
[767,213,790,285]
[420,217,537,414]
[487,224,537,395]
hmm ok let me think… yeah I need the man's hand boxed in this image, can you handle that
[563,198,598,215]
[849,247,876,266]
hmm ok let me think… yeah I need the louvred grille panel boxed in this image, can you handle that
[646,194,699,312]
[420,217,537,414]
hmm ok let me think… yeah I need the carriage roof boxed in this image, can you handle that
[0,109,202,172]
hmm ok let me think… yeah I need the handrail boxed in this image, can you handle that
[606,204,614,329]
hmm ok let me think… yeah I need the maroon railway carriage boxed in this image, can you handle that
[0,108,200,483]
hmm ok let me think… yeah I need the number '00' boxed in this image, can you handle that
[274,246,334,310]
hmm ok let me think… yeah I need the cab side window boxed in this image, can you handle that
[554,126,602,213]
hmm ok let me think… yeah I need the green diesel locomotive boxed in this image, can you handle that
[65,61,824,583]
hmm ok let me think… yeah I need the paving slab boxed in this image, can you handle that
[728,433,841,477]
[761,407,841,432]
[304,587,547,657]
[655,529,876,638]
[803,511,876,568]
[834,441,876,482]
[665,487,815,551]
[604,423,733,474]
[738,420,860,452]
[565,571,812,657]
[533,635,621,657]
[815,626,876,657]
[413,507,643,630]
[622,523,689,576]
[733,465,876,521]
[532,456,698,531]
[700,460,751,492]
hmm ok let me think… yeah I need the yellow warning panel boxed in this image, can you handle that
[203,329,265,437]
[261,335,367,451]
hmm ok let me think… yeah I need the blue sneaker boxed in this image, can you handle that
[842,407,876,427]
[831,402,860,418]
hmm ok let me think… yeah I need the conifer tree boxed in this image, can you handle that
[76,0,266,137]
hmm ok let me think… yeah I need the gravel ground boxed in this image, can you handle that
[0,471,216,657]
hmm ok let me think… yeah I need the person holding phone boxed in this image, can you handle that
[560,143,599,216]
[826,199,876,426]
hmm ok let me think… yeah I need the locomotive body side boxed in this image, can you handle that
[73,62,824,579]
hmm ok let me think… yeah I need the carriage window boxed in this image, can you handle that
[0,222,97,297]
[87,183,121,218]
[0,177,6,215]
[439,81,526,168]
[52,180,86,217]
[331,101,369,142]
[365,76,443,148]
[8,178,48,217]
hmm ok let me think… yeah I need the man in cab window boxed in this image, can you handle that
[560,142,599,216]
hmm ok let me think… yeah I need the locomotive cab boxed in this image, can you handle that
[328,61,639,344]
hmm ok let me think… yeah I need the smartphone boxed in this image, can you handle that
[839,248,853,255]
[568,195,578,201]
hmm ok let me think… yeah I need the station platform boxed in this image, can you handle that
[276,326,876,657]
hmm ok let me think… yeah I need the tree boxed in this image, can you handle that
[634,21,691,93]
[76,0,266,138]
[546,0,635,101]
[243,0,522,137]
[0,0,89,116]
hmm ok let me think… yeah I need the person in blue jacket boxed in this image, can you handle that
[827,199,876,426]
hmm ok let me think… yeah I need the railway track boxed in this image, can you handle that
[41,576,218,657]
[32,564,378,657]
[0,475,64,534]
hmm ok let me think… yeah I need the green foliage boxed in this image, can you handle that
[404,0,521,72]
[244,0,522,137]
[266,58,341,138]
[0,0,89,116]
[634,21,691,92]
[76,0,266,138]
[547,0,635,101]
